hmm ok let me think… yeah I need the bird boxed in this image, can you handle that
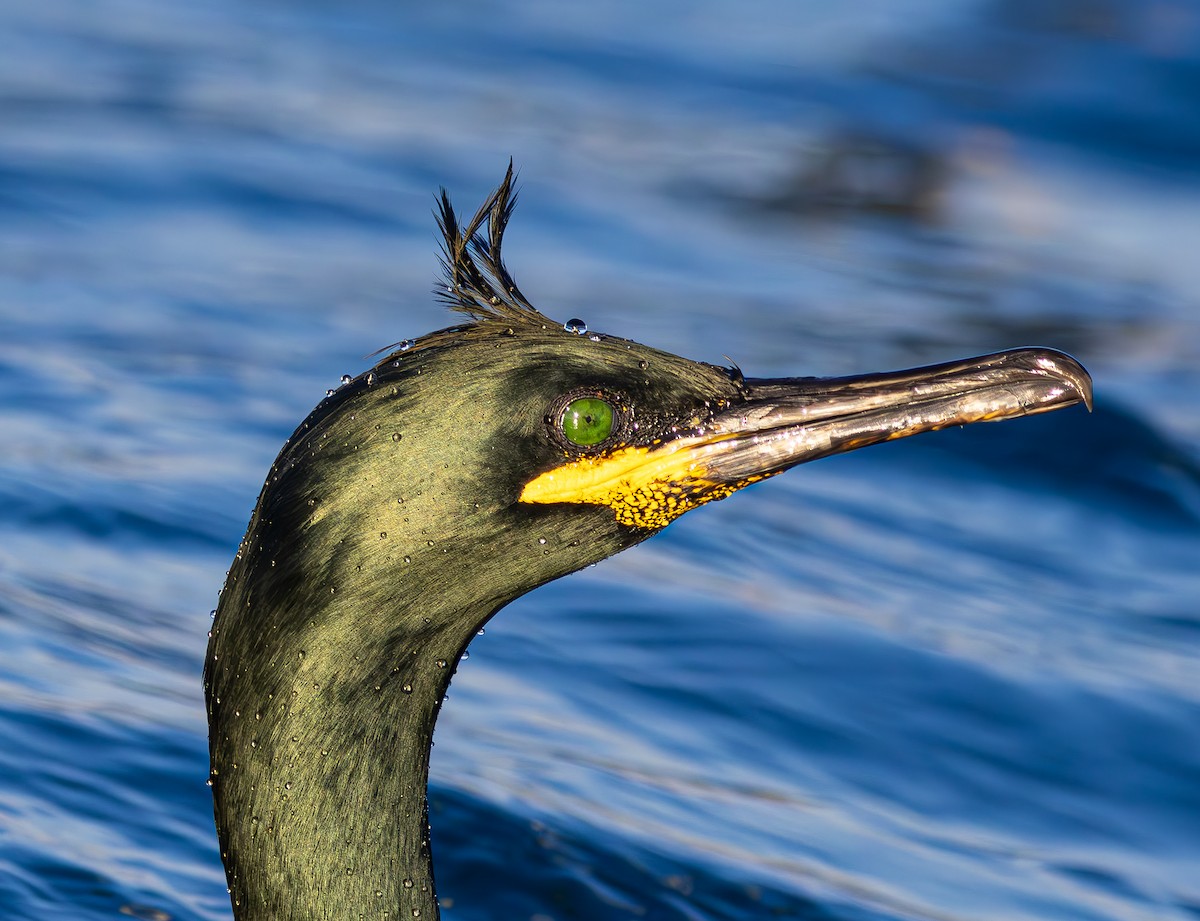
[204,165,1093,921]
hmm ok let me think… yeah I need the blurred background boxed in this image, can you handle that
[1,1,1198,919]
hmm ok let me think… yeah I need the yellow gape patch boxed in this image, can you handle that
[519,441,759,530]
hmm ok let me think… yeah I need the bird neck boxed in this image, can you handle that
[207,552,490,921]
[204,357,638,920]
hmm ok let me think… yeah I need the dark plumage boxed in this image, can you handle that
[206,166,1092,920]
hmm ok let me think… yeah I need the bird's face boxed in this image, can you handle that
[324,325,751,603]
[285,320,1090,624]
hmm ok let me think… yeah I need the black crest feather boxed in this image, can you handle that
[436,161,545,327]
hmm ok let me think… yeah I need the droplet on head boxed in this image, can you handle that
[340,374,353,385]
[399,339,412,352]
[564,318,587,335]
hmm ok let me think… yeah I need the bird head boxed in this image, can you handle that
[230,164,1092,648]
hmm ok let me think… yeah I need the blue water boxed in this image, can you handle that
[2,1,1199,919]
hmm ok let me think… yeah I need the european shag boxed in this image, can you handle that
[205,166,1093,921]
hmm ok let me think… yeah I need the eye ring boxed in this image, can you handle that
[547,390,627,452]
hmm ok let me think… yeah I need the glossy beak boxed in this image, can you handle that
[699,347,1092,484]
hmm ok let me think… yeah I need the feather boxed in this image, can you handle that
[435,161,545,327]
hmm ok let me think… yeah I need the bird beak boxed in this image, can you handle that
[697,347,1093,485]
[520,347,1092,530]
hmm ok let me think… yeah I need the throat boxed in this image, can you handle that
[207,599,475,921]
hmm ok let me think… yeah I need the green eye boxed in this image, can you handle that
[560,397,615,447]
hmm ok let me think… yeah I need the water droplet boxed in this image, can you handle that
[435,659,447,668]
[461,650,470,660]
[399,339,412,352]
[366,372,376,386]
[638,360,648,370]
[564,318,587,335]
[391,432,402,442]
[402,879,414,890]
[537,537,547,545]
[403,555,411,564]
[402,683,413,693]
[477,627,485,636]
[340,374,353,385]
[209,609,216,618]
[380,531,387,539]
[325,389,335,397]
